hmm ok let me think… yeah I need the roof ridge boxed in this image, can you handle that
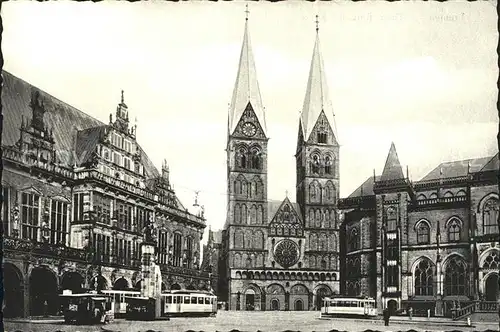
[3,70,107,126]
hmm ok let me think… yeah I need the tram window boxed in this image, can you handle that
[173,296,178,304]
[204,298,210,304]
[115,294,120,302]
[191,297,197,304]
[166,296,172,304]
[184,296,190,304]
[198,297,203,304]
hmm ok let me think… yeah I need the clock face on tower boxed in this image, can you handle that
[242,122,257,137]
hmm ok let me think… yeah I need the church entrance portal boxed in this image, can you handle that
[294,299,303,311]
[3,263,24,318]
[30,267,59,316]
[316,287,330,310]
[246,294,255,311]
[485,273,499,301]
[271,299,280,311]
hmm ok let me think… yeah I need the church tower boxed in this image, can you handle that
[296,17,340,270]
[225,6,269,310]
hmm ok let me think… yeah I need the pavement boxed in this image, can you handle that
[4,311,499,332]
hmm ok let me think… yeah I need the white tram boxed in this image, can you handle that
[161,290,217,317]
[321,297,377,318]
[101,290,141,317]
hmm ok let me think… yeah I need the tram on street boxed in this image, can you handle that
[59,292,112,324]
[160,290,218,317]
[321,297,377,318]
[101,289,141,317]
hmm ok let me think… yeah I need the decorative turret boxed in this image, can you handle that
[161,159,170,184]
[112,90,130,133]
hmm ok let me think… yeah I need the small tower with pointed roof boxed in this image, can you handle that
[372,142,413,312]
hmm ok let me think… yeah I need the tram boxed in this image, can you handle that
[101,289,141,317]
[59,292,112,324]
[321,297,377,318]
[160,290,218,317]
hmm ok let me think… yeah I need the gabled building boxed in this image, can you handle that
[220,15,340,311]
[1,71,210,318]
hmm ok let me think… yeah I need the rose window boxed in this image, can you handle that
[273,239,300,268]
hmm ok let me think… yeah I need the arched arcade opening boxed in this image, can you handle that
[3,263,24,318]
[30,267,59,316]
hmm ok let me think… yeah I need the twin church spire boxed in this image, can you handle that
[228,9,338,143]
[228,5,267,136]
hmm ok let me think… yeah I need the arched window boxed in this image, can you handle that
[447,218,461,242]
[309,233,318,251]
[386,207,397,231]
[311,154,320,174]
[482,250,499,270]
[348,228,359,251]
[483,198,499,235]
[325,156,332,174]
[416,221,430,244]
[309,182,319,203]
[238,149,247,169]
[320,259,327,270]
[249,205,257,224]
[251,150,261,169]
[257,205,264,224]
[240,204,247,225]
[414,259,434,296]
[325,182,333,202]
[234,204,241,224]
[444,257,467,296]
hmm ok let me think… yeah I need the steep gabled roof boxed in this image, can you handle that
[228,18,267,136]
[267,198,302,222]
[380,142,405,181]
[419,156,493,181]
[480,153,499,172]
[75,126,107,165]
[348,175,381,198]
[2,70,161,179]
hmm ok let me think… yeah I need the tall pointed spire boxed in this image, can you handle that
[380,142,405,181]
[300,15,338,143]
[228,4,267,136]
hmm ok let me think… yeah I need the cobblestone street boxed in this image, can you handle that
[5,311,499,332]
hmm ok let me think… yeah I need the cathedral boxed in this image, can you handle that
[219,12,499,316]
[220,15,341,311]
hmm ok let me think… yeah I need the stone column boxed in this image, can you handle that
[140,242,161,319]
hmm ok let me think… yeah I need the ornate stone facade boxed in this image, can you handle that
[339,143,499,317]
[2,71,210,318]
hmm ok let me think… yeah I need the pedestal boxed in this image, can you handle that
[140,242,162,319]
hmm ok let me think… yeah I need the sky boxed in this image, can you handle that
[2,1,498,243]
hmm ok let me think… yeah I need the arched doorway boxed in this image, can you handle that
[245,288,255,311]
[61,272,84,293]
[271,299,280,311]
[294,299,303,311]
[3,263,24,318]
[113,277,129,291]
[171,283,182,290]
[315,286,331,310]
[484,273,499,301]
[30,267,59,316]
[387,300,398,315]
[186,284,197,291]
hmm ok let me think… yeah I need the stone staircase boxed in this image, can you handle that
[452,301,498,321]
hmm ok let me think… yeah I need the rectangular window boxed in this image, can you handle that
[50,200,68,245]
[186,237,193,268]
[73,193,85,222]
[173,233,182,267]
[2,186,10,236]
[21,192,40,241]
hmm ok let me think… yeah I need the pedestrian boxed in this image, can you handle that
[427,308,431,319]
[383,308,390,326]
[408,306,413,320]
